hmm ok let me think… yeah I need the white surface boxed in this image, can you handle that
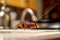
[0,29,59,32]
[49,23,60,28]
[0,30,60,40]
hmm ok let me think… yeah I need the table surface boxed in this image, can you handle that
[0,29,60,40]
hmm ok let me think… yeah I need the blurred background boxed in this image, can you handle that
[0,0,60,29]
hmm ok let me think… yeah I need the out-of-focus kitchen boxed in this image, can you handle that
[0,0,60,29]
[0,0,60,40]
